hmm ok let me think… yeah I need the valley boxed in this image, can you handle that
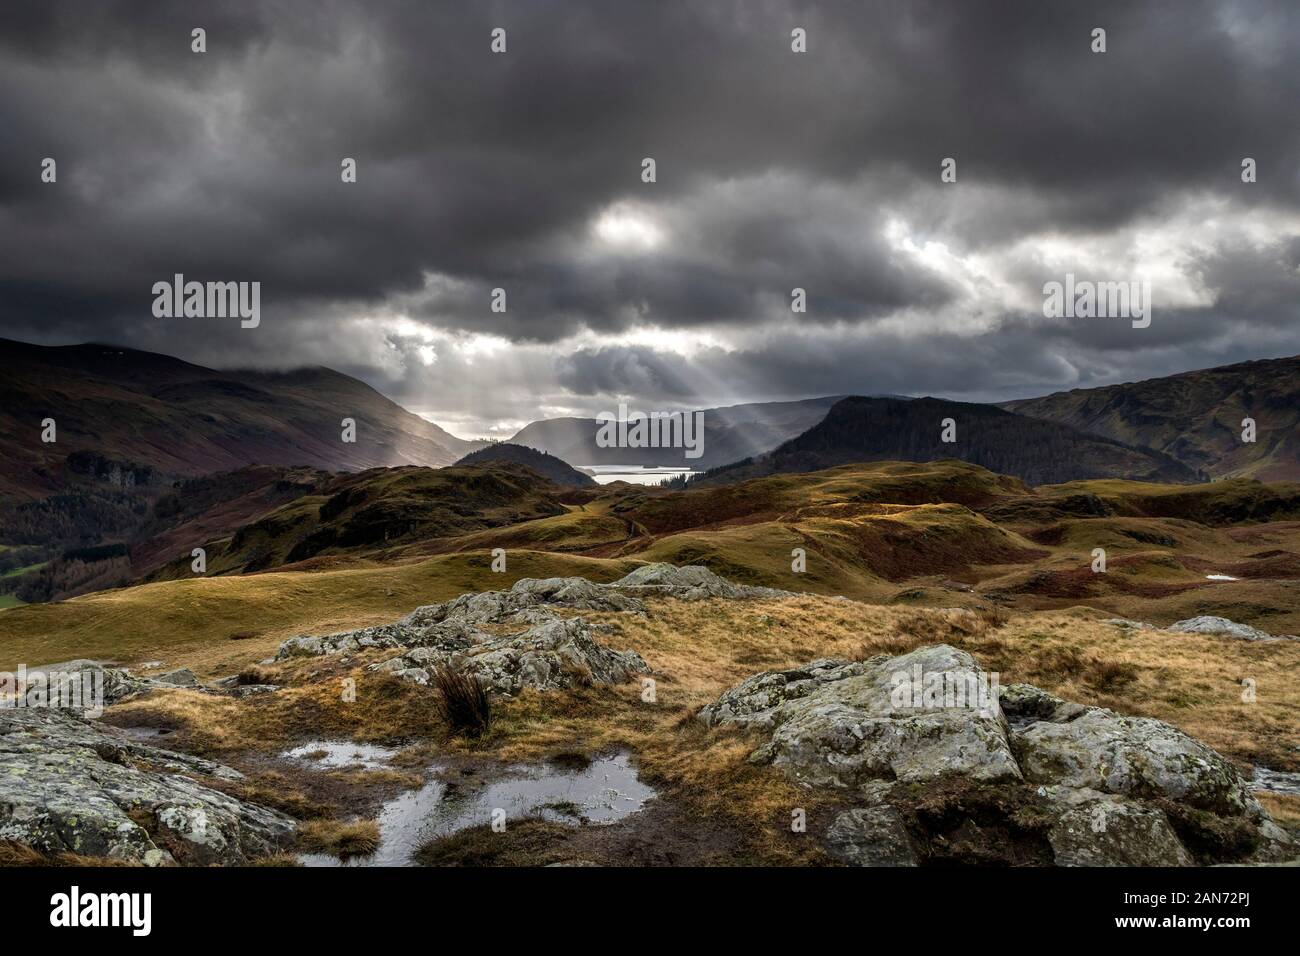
[2,344,1299,869]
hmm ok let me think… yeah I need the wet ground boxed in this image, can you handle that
[283,740,401,770]
[283,742,658,866]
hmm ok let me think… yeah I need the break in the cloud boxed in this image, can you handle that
[1,0,1298,437]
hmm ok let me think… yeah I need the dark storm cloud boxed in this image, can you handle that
[1,0,1298,424]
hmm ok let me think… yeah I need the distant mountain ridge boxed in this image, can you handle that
[1001,354,1300,481]
[692,396,1202,487]
[507,396,845,470]
[0,339,484,498]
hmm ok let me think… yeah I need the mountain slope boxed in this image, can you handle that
[1001,355,1300,481]
[454,443,597,487]
[0,339,482,498]
[507,396,844,469]
[691,397,1202,487]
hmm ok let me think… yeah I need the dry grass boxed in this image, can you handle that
[1256,794,1300,827]
[0,841,136,867]
[24,589,1300,864]
[461,594,1300,840]
[433,667,492,737]
[295,819,380,858]
[0,550,638,673]
[106,668,446,755]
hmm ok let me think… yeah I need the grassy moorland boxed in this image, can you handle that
[6,459,1300,668]
[4,458,1299,865]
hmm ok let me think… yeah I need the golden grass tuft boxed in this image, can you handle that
[295,819,380,858]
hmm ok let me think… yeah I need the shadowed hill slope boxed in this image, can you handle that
[145,462,573,578]
[692,397,1201,487]
[0,339,482,499]
[1001,354,1300,481]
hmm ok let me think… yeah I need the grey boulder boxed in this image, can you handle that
[701,645,1019,788]
[703,647,1293,867]
[0,708,295,865]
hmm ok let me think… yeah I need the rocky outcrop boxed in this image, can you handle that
[1105,615,1293,641]
[611,563,791,601]
[701,646,1018,788]
[702,645,1293,867]
[1009,687,1259,817]
[371,617,649,696]
[0,708,295,865]
[19,660,277,707]
[275,565,787,695]
[279,564,790,661]
[1038,785,1193,867]
[1166,616,1292,641]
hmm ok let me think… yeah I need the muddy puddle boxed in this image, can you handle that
[292,749,656,867]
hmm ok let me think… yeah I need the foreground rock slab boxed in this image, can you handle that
[700,645,1019,787]
[702,645,1294,867]
[0,708,295,865]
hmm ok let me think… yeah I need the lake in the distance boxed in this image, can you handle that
[579,465,700,486]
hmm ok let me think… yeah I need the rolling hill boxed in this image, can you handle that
[690,397,1202,487]
[454,443,597,487]
[144,462,573,578]
[1001,354,1300,481]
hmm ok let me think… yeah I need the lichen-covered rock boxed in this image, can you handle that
[998,682,1089,729]
[152,668,200,688]
[703,646,1294,867]
[698,658,871,730]
[1014,706,1258,817]
[825,807,919,866]
[1039,786,1193,866]
[23,660,171,707]
[702,645,1019,788]
[370,617,649,696]
[276,619,456,658]
[0,709,295,865]
[1166,616,1289,642]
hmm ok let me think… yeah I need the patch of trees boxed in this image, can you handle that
[0,490,149,547]
[11,551,133,603]
[65,450,155,489]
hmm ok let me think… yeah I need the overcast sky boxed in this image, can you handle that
[2,0,1298,438]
